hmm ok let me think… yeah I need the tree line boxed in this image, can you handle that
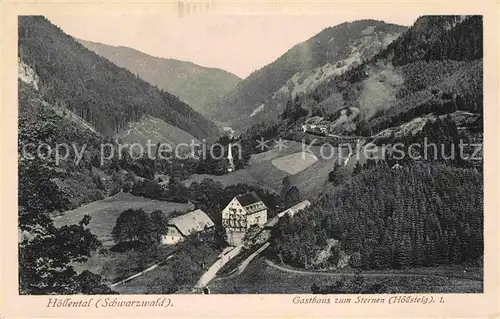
[18,157,115,294]
[127,177,283,225]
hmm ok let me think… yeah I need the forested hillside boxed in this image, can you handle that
[278,15,483,137]
[212,20,407,129]
[378,15,482,65]
[16,14,484,295]
[18,16,219,139]
[264,15,484,273]
[356,60,482,135]
[18,78,114,208]
[78,40,241,118]
[18,78,115,294]
[269,163,483,270]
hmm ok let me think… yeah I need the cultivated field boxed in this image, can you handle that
[184,139,346,198]
[272,151,318,175]
[53,192,194,246]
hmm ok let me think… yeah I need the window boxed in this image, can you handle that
[255,216,261,223]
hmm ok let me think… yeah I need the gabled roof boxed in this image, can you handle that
[235,191,263,207]
[167,209,214,237]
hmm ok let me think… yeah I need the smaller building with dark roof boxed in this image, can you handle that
[161,209,214,245]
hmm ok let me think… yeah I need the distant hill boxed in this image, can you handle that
[279,15,483,137]
[378,15,482,65]
[18,16,219,140]
[78,39,241,118]
[211,19,407,130]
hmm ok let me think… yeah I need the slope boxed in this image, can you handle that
[285,15,483,137]
[78,39,241,118]
[18,16,219,140]
[116,115,198,150]
[18,75,110,209]
[269,163,483,270]
[211,19,407,129]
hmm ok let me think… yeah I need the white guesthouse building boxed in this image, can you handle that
[221,192,268,246]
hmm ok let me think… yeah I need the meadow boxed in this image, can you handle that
[50,192,194,285]
[183,139,346,198]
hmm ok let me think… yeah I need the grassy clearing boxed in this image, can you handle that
[209,257,483,294]
[288,155,336,199]
[72,244,176,285]
[250,140,306,164]
[272,152,318,175]
[119,115,197,147]
[53,192,194,246]
[53,192,191,284]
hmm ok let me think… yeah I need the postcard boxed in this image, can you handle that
[1,1,499,318]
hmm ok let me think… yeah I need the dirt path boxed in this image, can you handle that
[226,242,270,279]
[110,253,175,288]
[194,245,244,289]
[195,242,271,289]
[265,259,482,281]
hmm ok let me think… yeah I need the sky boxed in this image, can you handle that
[47,13,420,78]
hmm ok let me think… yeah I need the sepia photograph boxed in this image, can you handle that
[14,3,487,301]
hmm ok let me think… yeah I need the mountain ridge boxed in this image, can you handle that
[210,19,408,130]
[274,15,483,138]
[18,16,220,140]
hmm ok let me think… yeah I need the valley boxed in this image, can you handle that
[17,14,484,296]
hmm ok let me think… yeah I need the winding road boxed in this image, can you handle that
[264,259,482,281]
[226,242,270,279]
